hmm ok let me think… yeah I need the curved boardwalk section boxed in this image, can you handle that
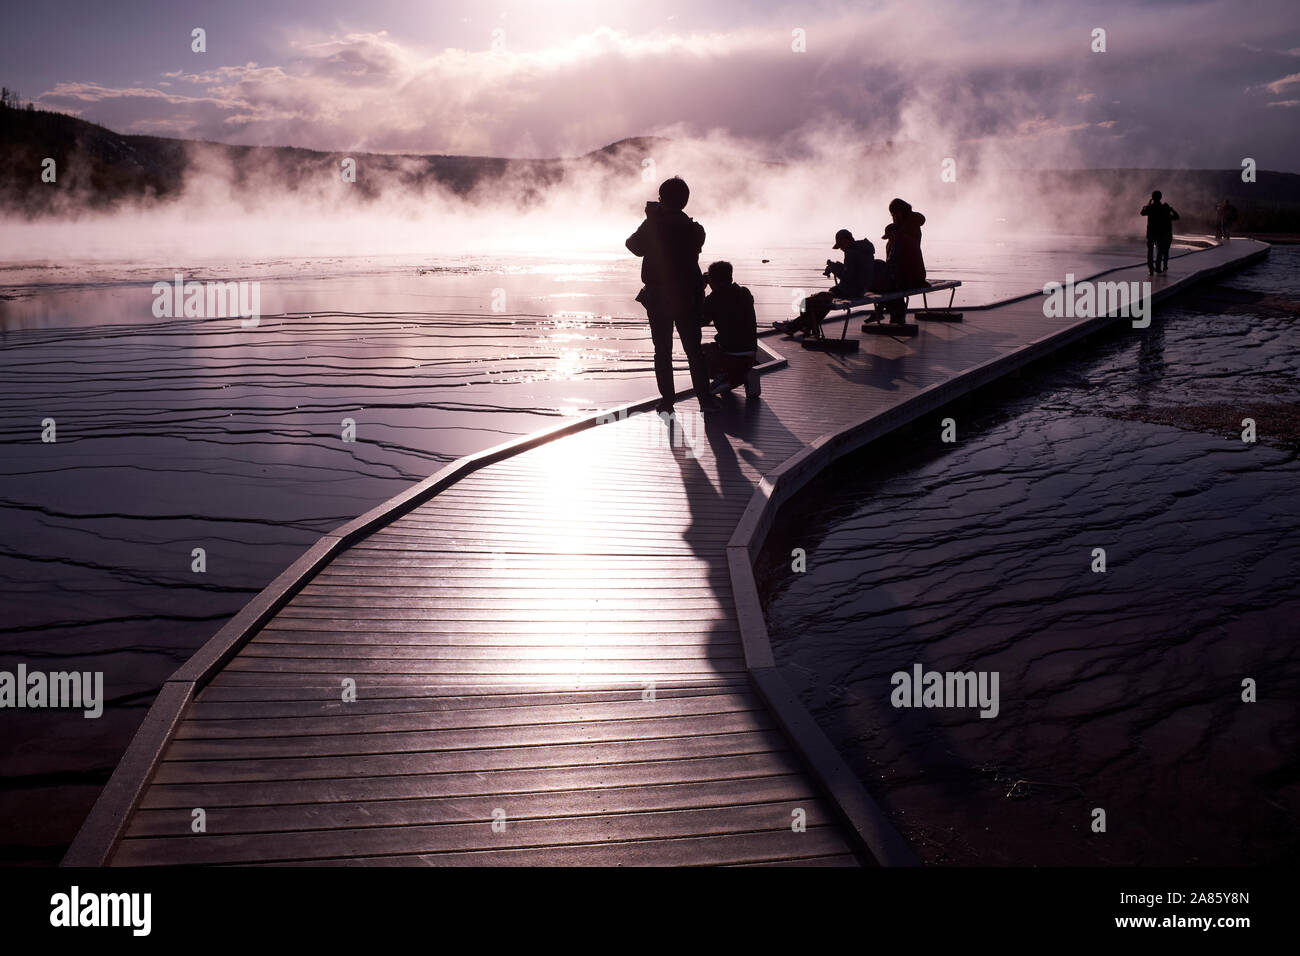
[65,239,1268,866]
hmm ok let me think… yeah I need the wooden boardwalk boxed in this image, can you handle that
[64,239,1268,866]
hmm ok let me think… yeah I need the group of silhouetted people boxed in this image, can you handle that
[624,178,1242,409]
[1141,191,1243,275]
[624,176,759,415]
[1215,198,1238,241]
[772,198,929,338]
[624,178,940,412]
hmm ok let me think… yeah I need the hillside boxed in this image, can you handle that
[1,103,1297,234]
[1015,167,1300,236]
[0,103,659,214]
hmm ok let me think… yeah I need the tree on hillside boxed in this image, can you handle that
[1,87,31,109]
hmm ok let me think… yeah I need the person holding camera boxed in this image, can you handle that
[625,176,720,414]
[773,228,875,338]
[700,261,761,398]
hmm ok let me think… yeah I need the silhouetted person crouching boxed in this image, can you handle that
[700,261,760,398]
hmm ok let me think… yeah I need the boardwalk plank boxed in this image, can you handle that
[191,680,751,708]
[165,710,777,760]
[251,630,736,647]
[151,728,797,784]
[114,802,840,865]
[126,776,816,838]
[237,828,854,867]
[138,752,808,809]
[178,691,761,737]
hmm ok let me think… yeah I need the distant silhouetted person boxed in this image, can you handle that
[773,228,875,337]
[700,261,760,398]
[1141,190,1180,275]
[868,198,928,324]
[1215,199,1238,241]
[625,176,719,414]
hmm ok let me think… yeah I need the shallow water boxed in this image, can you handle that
[759,245,1300,865]
[0,234,1160,863]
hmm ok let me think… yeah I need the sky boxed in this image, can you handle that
[3,0,1299,169]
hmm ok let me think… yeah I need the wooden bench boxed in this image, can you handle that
[802,280,963,352]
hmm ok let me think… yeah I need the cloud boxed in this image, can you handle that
[41,81,220,107]
[25,0,1300,170]
[1262,72,1300,94]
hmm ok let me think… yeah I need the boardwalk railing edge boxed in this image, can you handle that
[61,344,790,866]
[726,238,1269,868]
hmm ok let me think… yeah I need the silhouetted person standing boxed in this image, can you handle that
[1141,190,1179,275]
[1215,199,1237,241]
[626,177,718,414]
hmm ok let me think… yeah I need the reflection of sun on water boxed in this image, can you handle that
[524,262,609,280]
[550,310,596,329]
[530,310,604,384]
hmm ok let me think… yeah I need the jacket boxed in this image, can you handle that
[885,221,927,289]
[702,282,758,353]
[1141,201,1179,240]
[625,201,707,303]
[832,238,876,297]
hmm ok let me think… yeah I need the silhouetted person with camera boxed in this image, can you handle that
[626,176,719,414]
[1141,190,1180,275]
[701,261,760,398]
[773,228,875,338]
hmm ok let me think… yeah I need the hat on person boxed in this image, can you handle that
[833,229,854,250]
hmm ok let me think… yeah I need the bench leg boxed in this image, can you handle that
[915,286,964,322]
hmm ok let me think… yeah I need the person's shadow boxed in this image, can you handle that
[658,397,800,679]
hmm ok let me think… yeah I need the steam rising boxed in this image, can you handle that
[5,0,1298,271]
[0,123,1142,275]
